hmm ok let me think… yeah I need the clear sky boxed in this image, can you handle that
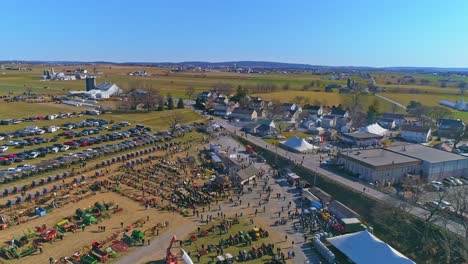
[2,0,467,67]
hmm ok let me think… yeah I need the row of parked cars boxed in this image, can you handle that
[0,126,148,166]
[0,131,163,182]
[431,176,468,191]
[0,118,112,141]
[0,111,95,126]
[0,122,196,183]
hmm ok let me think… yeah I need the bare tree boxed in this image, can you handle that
[294,95,306,106]
[345,86,368,127]
[266,99,284,121]
[213,82,233,95]
[457,81,467,95]
[166,111,184,135]
[25,85,33,96]
[185,86,196,99]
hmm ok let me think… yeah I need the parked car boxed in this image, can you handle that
[0,146,8,152]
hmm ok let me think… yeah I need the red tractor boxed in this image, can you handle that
[43,229,57,242]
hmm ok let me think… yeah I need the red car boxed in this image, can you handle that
[64,141,77,146]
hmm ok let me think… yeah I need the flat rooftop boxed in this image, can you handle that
[339,149,420,167]
[342,132,382,140]
[386,144,467,163]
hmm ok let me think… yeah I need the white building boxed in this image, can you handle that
[85,82,122,99]
[400,125,431,143]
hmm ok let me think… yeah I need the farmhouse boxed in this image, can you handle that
[321,115,337,129]
[304,105,323,116]
[381,113,405,128]
[231,108,257,121]
[213,104,234,117]
[437,119,465,139]
[330,108,349,118]
[400,125,431,143]
[233,165,259,186]
[255,124,277,138]
[378,118,396,129]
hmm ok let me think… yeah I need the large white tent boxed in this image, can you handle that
[326,230,415,264]
[359,123,388,136]
[280,136,318,153]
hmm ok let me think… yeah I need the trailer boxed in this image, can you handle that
[91,248,109,262]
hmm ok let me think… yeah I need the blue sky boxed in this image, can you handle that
[1,0,467,67]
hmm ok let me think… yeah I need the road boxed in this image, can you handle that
[213,117,466,238]
[375,94,407,110]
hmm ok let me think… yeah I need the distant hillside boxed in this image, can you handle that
[1,60,468,72]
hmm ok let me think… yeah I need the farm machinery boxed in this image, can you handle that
[56,219,77,233]
[122,230,144,246]
[166,235,178,264]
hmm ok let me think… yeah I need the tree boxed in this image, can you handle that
[177,98,184,109]
[406,100,422,112]
[440,81,448,88]
[266,99,284,120]
[282,83,290,91]
[345,86,368,127]
[294,95,306,105]
[366,101,380,124]
[231,85,249,102]
[457,81,467,95]
[195,98,205,109]
[185,86,196,99]
[157,98,165,111]
[167,111,184,135]
[167,96,174,110]
[213,82,233,95]
[26,85,33,96]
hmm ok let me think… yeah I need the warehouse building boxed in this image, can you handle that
[386,144,468,181]
[337,144,468,184]
[337,149,421,184]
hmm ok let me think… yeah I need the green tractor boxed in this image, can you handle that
[1,246,19,259]
[131,230,144,243]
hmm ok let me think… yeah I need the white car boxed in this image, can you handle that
[450,177,463,186]
[0,136,5,141]
[4,141,17,146]
[28,152,39,159]
[49,147,59,153]
[60,145,70,152]
[0,146,8,152]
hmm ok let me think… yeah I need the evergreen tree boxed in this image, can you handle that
[167,97,174,110]
[177,98,184,109]
[157,99,164,111]
[366,103,380,124]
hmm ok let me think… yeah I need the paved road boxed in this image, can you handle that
[213,118,466,238]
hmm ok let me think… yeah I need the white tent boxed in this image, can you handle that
[326,230,415,264]
[359,123,387,136]
[280,136,318,153]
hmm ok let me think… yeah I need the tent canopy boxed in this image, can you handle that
[359,123,387,136]
[280,136,318,153]
[326,230,415,264]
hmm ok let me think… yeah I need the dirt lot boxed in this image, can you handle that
[3,191,191,264]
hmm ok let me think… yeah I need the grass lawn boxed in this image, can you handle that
[0,102,89,119]
[183,219,279,264]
